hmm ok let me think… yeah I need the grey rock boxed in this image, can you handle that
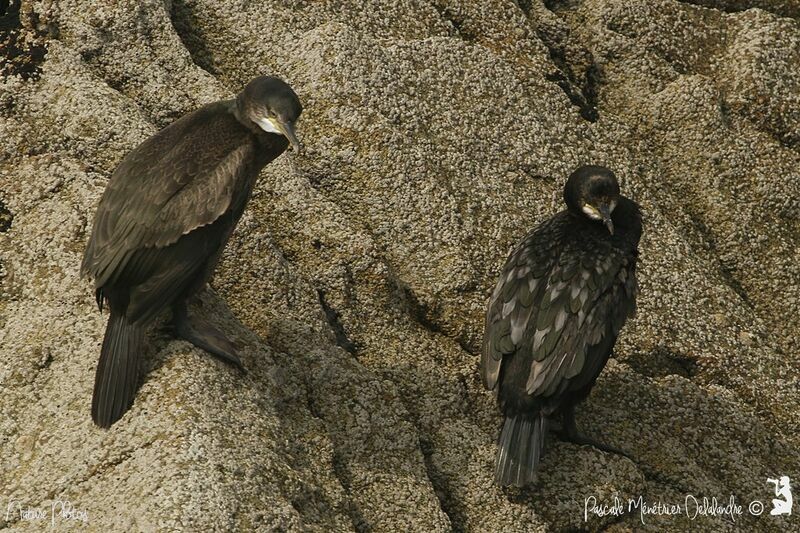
[1,0,798,531]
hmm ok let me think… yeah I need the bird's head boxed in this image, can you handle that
[237,76,303,152]
[563,165,621,235]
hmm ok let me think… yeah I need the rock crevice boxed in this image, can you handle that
[1,0,798,531]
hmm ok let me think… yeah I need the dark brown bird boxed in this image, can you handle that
[81,76,302,428]
[481,165,642,486]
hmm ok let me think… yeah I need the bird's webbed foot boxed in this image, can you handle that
[558,404,631,460]
[171,303,246,372]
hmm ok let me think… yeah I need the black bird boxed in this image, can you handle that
[81,76,302,428]
[481,165,642,486]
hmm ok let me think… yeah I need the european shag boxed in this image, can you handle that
[81,76,303,428]
[481,165,642,487]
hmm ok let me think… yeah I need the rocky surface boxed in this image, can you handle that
[1,0,799,531]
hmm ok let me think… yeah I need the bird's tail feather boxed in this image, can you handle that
[92,311,143,428]
[494,413,547,487]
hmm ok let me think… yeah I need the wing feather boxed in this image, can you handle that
[524,246,634,396]
[82,102,253,288]
[481,215,563,390]
[481,211,639,399]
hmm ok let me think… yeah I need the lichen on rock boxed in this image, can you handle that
[0,0,798,531]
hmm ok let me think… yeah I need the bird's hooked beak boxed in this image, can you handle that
[256,116,304,153]
[599,204,614,235]
[275,120,303,154]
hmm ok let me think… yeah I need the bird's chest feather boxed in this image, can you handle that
[254,133,290,167]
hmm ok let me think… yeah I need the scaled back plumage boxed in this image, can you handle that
[481,165,642,486]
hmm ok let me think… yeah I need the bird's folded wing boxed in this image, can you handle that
[522,253,636,397]
[481,216,564,391]
[481,220,637,397]
[81,108,252,287]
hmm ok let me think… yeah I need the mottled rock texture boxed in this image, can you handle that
[1,0,799,531]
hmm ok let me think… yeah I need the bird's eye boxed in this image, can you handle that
[267,110,276,118]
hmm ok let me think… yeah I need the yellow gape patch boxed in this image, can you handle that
[581,203,602,220]
[255,116,282,134]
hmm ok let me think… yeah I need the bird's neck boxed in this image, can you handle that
[252,132,290,167]
[228,99,262,135]
[226,99,290,155]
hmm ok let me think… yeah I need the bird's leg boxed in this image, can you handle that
[558,403,631,459]
[171,301,245,371]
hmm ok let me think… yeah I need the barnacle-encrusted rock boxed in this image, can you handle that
[1,0,797,530]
